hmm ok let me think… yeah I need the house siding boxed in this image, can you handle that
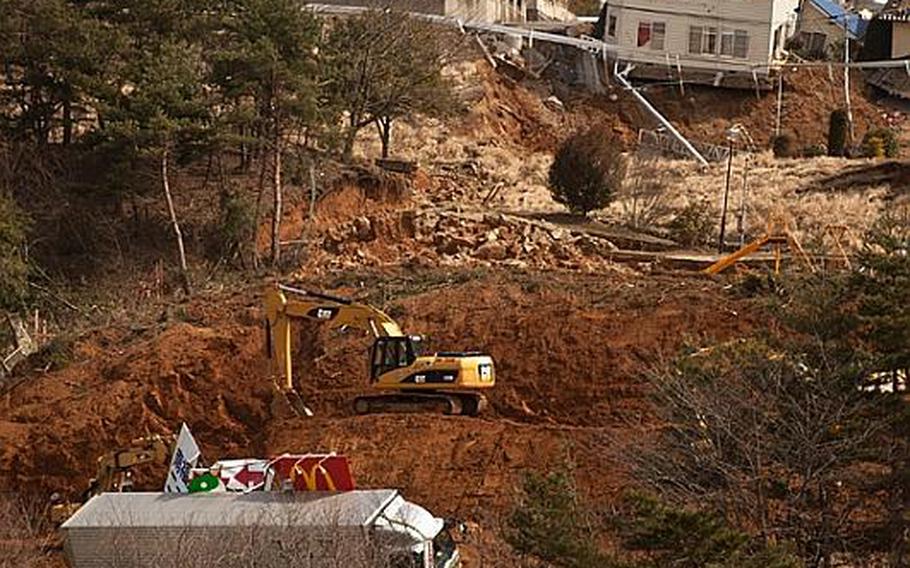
[606,0,800,75]
[892,22,910,56]
[527,0,575,21]
[797,1,845,49]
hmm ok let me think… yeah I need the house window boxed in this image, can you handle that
[637,22,651,47]
[703,27,718,54]
[689,26,703,54]
[608,15,617,38]
[734,30,749,58]
[802,31,826,54]
[721,30,735,56]
[689,26,717,55]
[651,22,666,50]
[638,21,666,50]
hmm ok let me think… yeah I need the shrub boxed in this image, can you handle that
[667,200,715,248]
[549,127,626,216]
[772,133,796,158]
[801,144,827,158]
[828,109,849,157]
[614,494,802,568]
[0,193,31,309]
[618,154,671,230]
[861,127,899,159]
[507,470,612,567]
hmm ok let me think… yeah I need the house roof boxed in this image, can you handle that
[61,490,400,529]
[809,0,870,38]
[880,0,910,21]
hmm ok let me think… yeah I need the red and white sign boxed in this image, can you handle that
[266,454,356,492]
[195,454,355,493]
[210,459,269,492]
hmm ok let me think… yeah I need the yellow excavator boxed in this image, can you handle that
[50,434,175,523]
[264,283,495,417]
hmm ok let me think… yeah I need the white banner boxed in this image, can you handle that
[163,423,201,493]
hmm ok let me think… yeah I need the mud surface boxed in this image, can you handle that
[0,270,762,564]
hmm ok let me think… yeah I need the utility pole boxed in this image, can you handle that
[738,157,749,247]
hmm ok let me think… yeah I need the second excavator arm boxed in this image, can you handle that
[264,284,405,394]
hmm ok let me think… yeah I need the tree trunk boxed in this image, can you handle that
[342,113,359,163]
[379,117,392,159]
[62,95,73,146]
[161,149,191,295]
[270,126,283,267]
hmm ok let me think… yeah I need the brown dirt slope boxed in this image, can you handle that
[465,65,885,152]
[0,269,762,563]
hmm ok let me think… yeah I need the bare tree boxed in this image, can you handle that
[616,152,672,230]
[0,493,52,568]
[323,9,455,162]
[634,339,889,567]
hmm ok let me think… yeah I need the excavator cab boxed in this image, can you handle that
[370,336,421,382]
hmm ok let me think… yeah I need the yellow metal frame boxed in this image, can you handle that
[703,222,816,276]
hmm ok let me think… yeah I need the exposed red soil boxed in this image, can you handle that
[466,64,887,153]
[630,67,885,148]
[0,269,763,565]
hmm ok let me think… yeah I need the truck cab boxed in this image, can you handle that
[374,493,461,568]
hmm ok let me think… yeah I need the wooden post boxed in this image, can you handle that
[738,157,749,247]
[844,32,856,144]
[676,55,685,96]
[308,162,317,220]
[775,71,784,137]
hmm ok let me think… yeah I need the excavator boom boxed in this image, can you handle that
[265,284,404,394]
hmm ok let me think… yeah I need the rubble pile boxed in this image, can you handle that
[307,207,622,273]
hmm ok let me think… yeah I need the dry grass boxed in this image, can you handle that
[347,55,897,252]
[354,82,893,253]
[606,153,892,249]
[0,493,53,568]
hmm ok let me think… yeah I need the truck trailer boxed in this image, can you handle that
[61,490,460,568]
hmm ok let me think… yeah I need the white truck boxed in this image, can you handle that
[62,490,461,568]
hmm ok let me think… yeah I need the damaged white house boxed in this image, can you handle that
[597,0,802,88]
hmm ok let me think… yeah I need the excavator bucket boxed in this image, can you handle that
[274,386,314,418]
[264,314,314,418]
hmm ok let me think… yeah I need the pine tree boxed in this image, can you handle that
[212,0,321,266]
[101,40,212,295]
[0,0,122,144]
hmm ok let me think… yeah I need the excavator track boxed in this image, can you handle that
[354,392,487,417]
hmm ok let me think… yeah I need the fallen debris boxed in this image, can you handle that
[0,315,36,381]
[306,206,623,274]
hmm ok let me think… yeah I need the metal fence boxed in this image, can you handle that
[638,129,732,163]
